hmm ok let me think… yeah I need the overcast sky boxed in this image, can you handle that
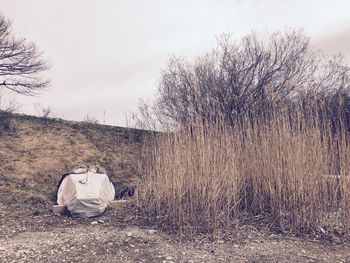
[1,0,350,126]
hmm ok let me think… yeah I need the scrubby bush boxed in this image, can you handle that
[136,30,350,130]
[135,30,350,238]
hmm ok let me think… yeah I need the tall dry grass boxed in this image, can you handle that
[137,104,350,236]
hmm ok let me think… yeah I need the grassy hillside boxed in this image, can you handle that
[0,112,148,206]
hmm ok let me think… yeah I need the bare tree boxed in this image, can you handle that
[151,30,350,127]
[0,14,49,95]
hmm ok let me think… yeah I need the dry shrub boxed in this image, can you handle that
[137,106,350,236]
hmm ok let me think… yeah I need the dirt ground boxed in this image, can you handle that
[0,204,349,263]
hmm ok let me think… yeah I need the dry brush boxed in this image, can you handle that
[137,103,350,237]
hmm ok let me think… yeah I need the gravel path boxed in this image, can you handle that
[0,205,349,263]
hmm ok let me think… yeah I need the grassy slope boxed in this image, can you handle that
[0,113,148,205]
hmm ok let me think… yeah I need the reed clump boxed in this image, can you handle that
[137,101,350,236]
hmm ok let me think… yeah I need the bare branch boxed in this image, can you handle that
[0,14,50,95]
[151,30,350,128]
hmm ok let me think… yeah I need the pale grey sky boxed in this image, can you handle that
[1,0,350,125]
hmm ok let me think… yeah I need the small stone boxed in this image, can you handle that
[147,229,157,235]
[18,249,30,254]
[130,244,135,248]
[165,256,174,260]
[233,244,239,248]
[107,243,113,246]
[301,249,306,254]
[98,220,105,224]
[0,247,5,251]
[188,260,194,263]
[91,221,98,225]
[126,231,133,237]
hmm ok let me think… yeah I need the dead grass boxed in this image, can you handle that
[0,113,148,203]
[137,107,350,238]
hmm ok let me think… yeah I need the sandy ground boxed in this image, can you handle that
[1,205,349,263]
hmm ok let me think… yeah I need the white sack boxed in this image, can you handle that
[57,172,115,218]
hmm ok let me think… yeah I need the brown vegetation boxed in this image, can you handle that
[0,113,147,205]
[138,101,350,238]
[133,31,350,239]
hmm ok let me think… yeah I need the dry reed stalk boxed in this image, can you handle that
[137,105,350,236]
